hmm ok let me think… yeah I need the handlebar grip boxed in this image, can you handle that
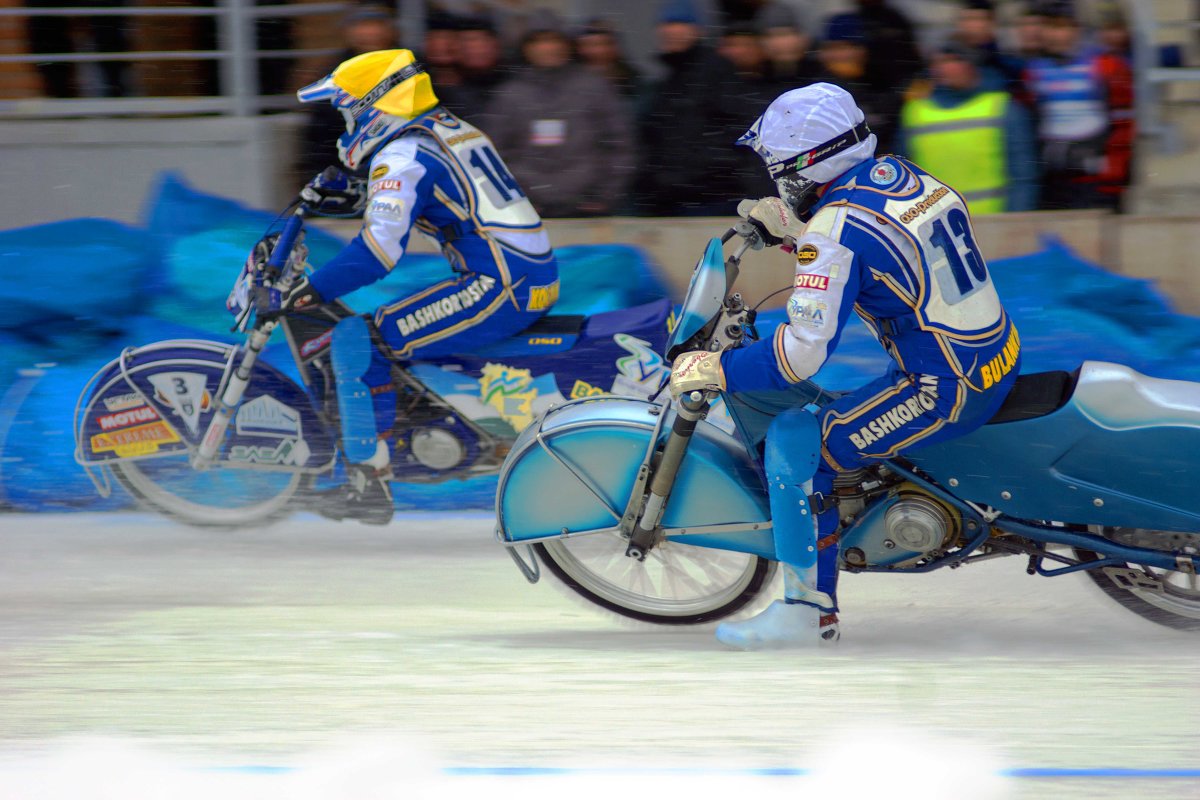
[720,228,737,244]
[267,214,304,272]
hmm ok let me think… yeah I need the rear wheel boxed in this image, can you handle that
[112,455,306,528]
[1075,526,1200,631]
[535,533,775,625]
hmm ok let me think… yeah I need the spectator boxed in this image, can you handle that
[1093,7,1136,208]
[954,0,1025,93]
[423,12,465,111]
[484,11,635,217]
[756,2,819,97]
[855,0,923,96]
[1025,0,1130,209]
[1012,3,1047,61]
[720,20,778,199]
[719,22,767,80]
[899,41,1038,213]
[575,18,643,103]
[451,13,508,120]
[817,13,903,153]
[25,0,130,97]
[296,4,397,176]
[635,0,745,215]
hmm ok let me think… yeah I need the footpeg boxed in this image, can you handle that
[1102,566,1164,593]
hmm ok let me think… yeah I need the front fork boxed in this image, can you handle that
[625,391,709,560]
[193,321,277,468]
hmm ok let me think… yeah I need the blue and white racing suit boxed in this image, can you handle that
[307,108,558,463]
[722,155,1020,609]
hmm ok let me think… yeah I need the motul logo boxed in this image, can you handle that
[98,406,160,430]
[795,274,830,291]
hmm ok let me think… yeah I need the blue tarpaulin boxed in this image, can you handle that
[3,175,1200,511]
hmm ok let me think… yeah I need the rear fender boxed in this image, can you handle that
[907,362,1200,531]
[495,396,774,559]
[75,339,335,475]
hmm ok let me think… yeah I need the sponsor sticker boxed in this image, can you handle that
[570,380,606,399]
[480,363,537,431]
[610,333,668,398]
[102,391,145,412]
[870,162,898,185]
[899,186,950,224]
[236,395,302,438]
[527,337,562,346]
[526,281,559,312]
[98,406,160,431]
[148,372,211,436]
[228,438,311,466]
[368,199,404,219]
[794,273,830,291]
[369,179,403,196]
[369,164,389,180]
[796,244,820,266]
[788,297,828,328]
[91,420,181,458]
[299,329,333,359]
[444,130,482,146]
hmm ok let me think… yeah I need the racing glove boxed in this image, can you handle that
[737,197,805,251]
[300,166,367,218]
[258,275,323,320]
[669,351,726,399]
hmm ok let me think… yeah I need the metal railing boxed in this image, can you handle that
[0,0,348,117]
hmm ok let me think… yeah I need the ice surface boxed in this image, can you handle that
[0,512,1197,799]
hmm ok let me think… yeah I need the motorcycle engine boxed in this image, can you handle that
[840,484,961,569]
[409,426,467,471]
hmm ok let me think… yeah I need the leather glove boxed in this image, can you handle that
[737,197,805,250]
[669,350,726,400]
[300,166,367,217]
[257,275,323,320]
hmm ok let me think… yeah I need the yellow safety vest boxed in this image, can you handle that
[902,92,1009,215]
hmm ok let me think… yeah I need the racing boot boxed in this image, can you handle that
[317,441,394,526]
[715,565,839,650]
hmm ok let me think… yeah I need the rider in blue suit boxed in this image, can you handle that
[669,83,1020,648]
[270,49,557,524]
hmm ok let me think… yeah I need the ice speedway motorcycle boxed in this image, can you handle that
[495,226,1200,632]
[72,210,672,526]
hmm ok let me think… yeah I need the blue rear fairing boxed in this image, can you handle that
[906,362,1200,531]
[76,339,335,472]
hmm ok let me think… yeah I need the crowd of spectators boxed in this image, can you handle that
[30,0,1136,216]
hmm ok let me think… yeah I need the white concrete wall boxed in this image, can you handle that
[0,115,304,228]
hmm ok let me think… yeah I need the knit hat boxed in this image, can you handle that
[757,2,803,32]
[823,13,865,43]
[659,0,700,25]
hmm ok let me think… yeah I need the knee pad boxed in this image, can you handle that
[763,408,822,485]
[331,315,375,382]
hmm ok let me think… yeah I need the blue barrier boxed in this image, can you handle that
[3,176,1200,511]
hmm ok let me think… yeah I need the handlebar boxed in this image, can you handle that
[267,211,305,273]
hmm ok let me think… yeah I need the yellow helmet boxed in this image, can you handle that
[297,49,440,170]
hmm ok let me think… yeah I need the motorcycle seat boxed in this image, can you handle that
[470,299,672,359]
[986,370,1077,424]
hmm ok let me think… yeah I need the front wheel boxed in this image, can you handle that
[112,456,307,528]
[535,534,775,625]
[1075,525,1200,631]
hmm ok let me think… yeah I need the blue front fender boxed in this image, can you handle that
[495,397,775,559]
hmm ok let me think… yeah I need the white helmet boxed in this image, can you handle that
[737,83,877,218]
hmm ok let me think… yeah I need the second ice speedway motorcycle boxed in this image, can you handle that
[72,209,672,527]
[495,225,1200,632]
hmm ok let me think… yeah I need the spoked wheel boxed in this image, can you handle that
[534,533,775,625]
[1075,525,1200,631]
[112,455,307,528]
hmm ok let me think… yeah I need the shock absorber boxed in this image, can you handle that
[626,391,708,560]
